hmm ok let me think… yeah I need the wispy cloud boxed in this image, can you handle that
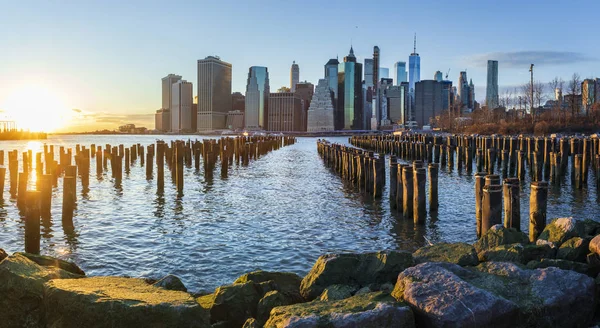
[465,51,595,68]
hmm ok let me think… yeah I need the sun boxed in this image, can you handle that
[1,84,71,132]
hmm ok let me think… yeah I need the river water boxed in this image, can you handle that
[0,135,598,292]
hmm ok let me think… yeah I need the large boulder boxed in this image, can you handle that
[318,284,356,301]
[198,281,264,327]
[557,237,589,262]
[15,252,85,276]
[474,225,529,253]
[536,217,585,248]
[300,251,413,301]
[589,235,600,256]
[257,290,294,324]
[526,259,590,275]
[478,243,555,264]
[242,318,260,328]
[0,248,7,262]
[264,292,415,328]
[0,254,82,328]
[44,276,209,328]
[235,270,303,302]
[413,242,478,266]
[153,274,187,292]
[393,261,595,328]
[582,219,600,237]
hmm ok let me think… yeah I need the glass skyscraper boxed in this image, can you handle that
[394,62,407,85]
[408,54,420,94]
[325,58,339,99]
[245,66,270,130]
[486,60,499,109]
[337,47,363,130]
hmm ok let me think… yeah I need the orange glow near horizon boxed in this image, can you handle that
[0,84,73,132]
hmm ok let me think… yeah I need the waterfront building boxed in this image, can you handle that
[388,82,409,125]
[154,108,170,132]
[441,80,453,112]
[197,56,232,131]
[376,78,393,126]
[486,60,499,109]
[307,79,335,132]
[267,92,303,132]
[468,79,475,111]
[170,80,193,133]
[290,61,299,92]
[414,80,444,127]
[434,71,443,82]
[226,110,245,130]
[295,82,314,131]
[162,74,182,116]
[337,46,363,130]
[325,58,339,100]
[245,66,270,130]
[232,92,245,112]
[394,61,407,85]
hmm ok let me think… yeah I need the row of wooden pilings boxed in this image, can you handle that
[9,135,296,254]
[316,140,439,224]
[350,134,600,189]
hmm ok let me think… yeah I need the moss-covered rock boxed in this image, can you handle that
[557,237,589,262]
[153,274,187,292]
[479,243,555,264]
[536,217,585,248]
[264,292,415,328]
[0,248,7,262]
[16,252,85,276]
[242,318,260,328]
[257,290,294,324]
[300,251,413,301]
[413,242,479,266]
[0,253,82,328]
[526,259,590,275]
[318,284,356,301]
[199,281,263,327]
[474,225,529,253]
[235,270,303,302]
[44,276,209,328]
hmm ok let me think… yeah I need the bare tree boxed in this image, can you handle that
[534,81,545,110]
[548,77,565,123]
[567,73,581,119]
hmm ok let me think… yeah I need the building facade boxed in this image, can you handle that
[226,110,245,130]
[388,83,408,125]
[364,58,374,88]
[414,80,443,127]
[486,60,499,109]
[162,74,182,113]
[170,80,193,133]
[379,67,390,79]
[245,66,270,130]
[582,78,600,115]
[307,79,335,132]
[232,92,245,112]
[267,92,303,131]
[197,56,232,131]
[434,71,443,82]
[325,58,339,100]
[408,36,421,94]
[155,108,170,132]
[337,47,363,130]
[295,82,314,131]
[290,61,299,92]
[394,61,407,85]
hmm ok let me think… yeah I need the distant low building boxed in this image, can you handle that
[226,110,244,130]
[119,124,147,134]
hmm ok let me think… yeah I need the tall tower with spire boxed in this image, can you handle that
[408,34,421,123]
[337,46,363,130]
[290,61,299,92]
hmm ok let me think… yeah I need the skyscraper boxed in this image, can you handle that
[170,80,193,133]
[162,74,182,112]
[486,60,499,109]
[394,62,407,85]
[197,56,232,131]
[408,35,421,94]
[307,79,335,132]
[337,46,363,130]
[295,82,314,131]
[245,66,270,130]
[434,71,443,82]
[290,61,299,92]
[268,92,303,132]
[387,83,409,125]
[457,71,469,109]
[364,59,374,88]
[379,68,390,79]
[414,80,443,127]
[325,58,339,99]
[373,46,380,88]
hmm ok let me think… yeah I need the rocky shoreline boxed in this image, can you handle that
[2,217,600,327]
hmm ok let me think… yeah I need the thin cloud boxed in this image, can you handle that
[465,51,595,68]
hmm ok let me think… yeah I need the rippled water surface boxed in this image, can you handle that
[0,135,598,292]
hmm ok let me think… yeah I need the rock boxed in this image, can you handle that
[394,261,595,328]
[0,248,7,262]
[526,259,590,275]
[583,219,600,237]
[16,252,85,276]
[264,292,415,328]
[473,225,529,253]
[413,242,479,266]
[537,217,585,248]
[557,237,589,262]
[198,281,262,327]
[235,270,303,302]
[300,251,414,301]
[44,276,208,328]
[355,286,372,295]
[257,290,294,324]
[0,253,82,328]
[479,243,555,264]
[153,274,187,292]
[318,284,356,301]
[379,283,394,293]
[242,318,260,328]
[589,234,600,255]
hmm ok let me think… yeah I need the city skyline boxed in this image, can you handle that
[0,0,598,132]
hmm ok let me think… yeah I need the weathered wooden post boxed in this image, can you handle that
[40,174,52,221]
[157,143,165,192]
[503,178,520,230]
[529,181,548,242]
[0,167,5,199]
[474,172,486,238]
[402,166,413,219]
[17,172,27,209]
[24,191,41,254]
[9,157,18,197]
[481,184,502,236]
[487,148,496,174]
[517,151,525,180]
[176,142,184,195]
[96,148,103,176]
[62,174,76,231]
[146,152,153,180]
[413,167,427,224]
[389,156,398,209]
[428,163,439,212]
[574,154,582,189]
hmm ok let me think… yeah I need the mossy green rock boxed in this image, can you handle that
[15,252,85,276]
[264,292,415,328]
[474,225,529,253]
[479,243,555,264]
[235,270,303,302]
[44,276,208,328]
[153,274,187,292]
[0,253,82,328]
[199,281,263,327]
[318,284,356,301]
[536,217,585,248]
[257,290,294,323]
[300,251,414,301]
[413,242,479,266]
[557,237,589,262]
[242,318,260,328]
[526,258,590,275]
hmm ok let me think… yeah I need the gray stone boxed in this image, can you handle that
[257,290,294,324]
[478,243,555,264]
[318,284,356,301]
[16,252,85,276]
[198,281,262,327]
[557,237,589,262]
[474,225,529,253]
[413,242,479,266]
[537,217,585,248]
[235,270,303,302]
[300,251,414,301]
[153,274,187,292]
[355,286,372,295]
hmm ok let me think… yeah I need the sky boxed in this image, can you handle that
[0,0,598,132]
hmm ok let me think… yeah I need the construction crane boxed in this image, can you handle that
[445,69,450,80]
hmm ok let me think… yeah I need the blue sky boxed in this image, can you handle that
[0,0,598,130]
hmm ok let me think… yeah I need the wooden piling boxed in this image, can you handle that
[529,181,548,242]
[402,166,413,219]
[413,167,427,224]
[24,191,41,254]
[475,172,486,238]
[503,178,520,230]
[428,163,439,212]
[481,184,502,236]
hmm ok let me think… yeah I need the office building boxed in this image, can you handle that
[414,80,444,127]
[582,78,600,115]
[307,79,335,132]
[434,71,443,82]
[337,46,363,130]
[155,108,170,132]
[394,61,407,85]
[232,92,245,112]
[245,66,270,129]
[486,60,499,109]
[268,92,303,131]
[226,110,245,130]
[162,74,182,113]
[364,58,374,88]
[290,61,299,92]
[379,67,390,79]
[170,80,193,133]
[197,56,232,131]
[408,35,421,94]
[295,82,314,131]
[325,58,339,100]
[373,46,380,88]
[388,82,409,125]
